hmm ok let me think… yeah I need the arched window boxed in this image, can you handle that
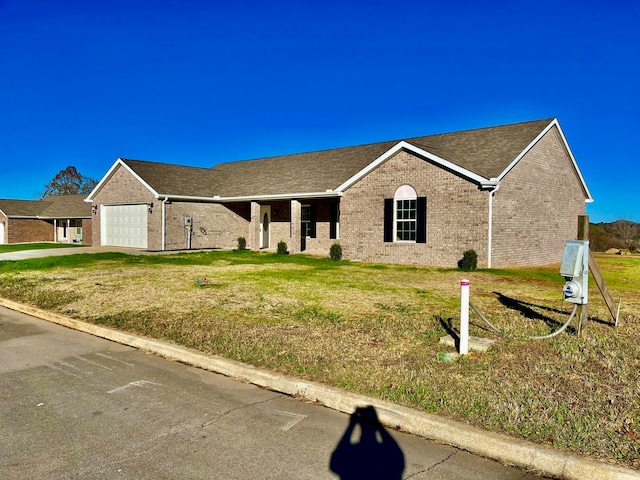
[394,185,417,241]
[383,186,427,244]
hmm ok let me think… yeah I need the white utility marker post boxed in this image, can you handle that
[460,279,470,355]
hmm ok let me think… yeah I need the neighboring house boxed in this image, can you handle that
[86,118,592,267]
[0,195,92,245]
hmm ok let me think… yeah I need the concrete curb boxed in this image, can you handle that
[2,297,638,480]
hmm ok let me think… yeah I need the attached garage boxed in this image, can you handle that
[101,204,148,248]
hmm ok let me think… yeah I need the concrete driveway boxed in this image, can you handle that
[0,246,152,261]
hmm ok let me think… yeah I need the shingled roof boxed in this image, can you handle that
[207,118,555,196]
[0,195,91,219]
[119,160,221,198]
[403,118,554,180]
[95,118,581,201]
[39,195,91,218]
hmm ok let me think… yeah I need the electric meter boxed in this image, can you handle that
[560,240,589,305]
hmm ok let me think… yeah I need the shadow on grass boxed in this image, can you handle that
[494,291,612,329]
[436,315,460,350]
[493,292,584,333]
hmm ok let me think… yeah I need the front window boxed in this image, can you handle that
[395,185,417,242]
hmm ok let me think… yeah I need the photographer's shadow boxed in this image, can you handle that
[330,405,405,479]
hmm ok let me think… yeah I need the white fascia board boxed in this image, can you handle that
[335,141,488,193]
[85,158,159,202]
[496,119,594,202]
[551,120,594,203]
[37,215,90,220]
[158,194,225,202]
[213,191,342,203]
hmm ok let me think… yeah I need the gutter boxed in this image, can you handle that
[210,191,342,203]
[152,191,342,204]
[483,179,500,269]
[161,197,170,251]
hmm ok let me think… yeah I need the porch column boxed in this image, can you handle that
[290,199,302,254]
[249,201,261,250]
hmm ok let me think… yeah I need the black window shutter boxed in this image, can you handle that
[329,204,338,239]
[310,205,317,238]
[384,198,393,242]
[416,197,427,243]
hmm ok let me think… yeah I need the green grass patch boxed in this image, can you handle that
[0,242,87,253]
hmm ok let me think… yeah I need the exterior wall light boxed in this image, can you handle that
[148,202,154,214]
[91,204,98,215]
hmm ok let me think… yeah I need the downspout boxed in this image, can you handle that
[487,181,500,269]
[161,197,169,251]
[54,219,57,242]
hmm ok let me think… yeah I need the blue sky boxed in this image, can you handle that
[1,0,638,223]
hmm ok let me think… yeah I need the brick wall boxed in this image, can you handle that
[340,150,489,267]
[491,126,587,266]
[81,218,92,245]
[7,218,54,243]
[91,165,157,248]
[163,201,250,251]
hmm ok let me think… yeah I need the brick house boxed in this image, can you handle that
[0,195,92,245]
[86,118,592,267]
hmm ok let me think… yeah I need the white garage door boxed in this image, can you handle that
[101,204,148,248]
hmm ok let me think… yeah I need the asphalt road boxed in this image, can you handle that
[0,306,544,479]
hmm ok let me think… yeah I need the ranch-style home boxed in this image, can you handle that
[86,118,592,268]
[0,194,92,245]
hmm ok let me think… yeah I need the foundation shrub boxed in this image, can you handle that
[458,249,478,271]
[329,242,342,261]
[277,240,288,255]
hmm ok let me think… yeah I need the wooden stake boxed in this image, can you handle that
[577,216,589,337]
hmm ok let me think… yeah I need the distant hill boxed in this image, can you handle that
[590,220,640,252]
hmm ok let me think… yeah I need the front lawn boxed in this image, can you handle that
[0,250,638,469]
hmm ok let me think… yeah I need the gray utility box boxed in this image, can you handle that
[560,240,589,305]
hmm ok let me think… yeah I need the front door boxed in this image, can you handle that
[57,220,69,243]
[260,206,271,249]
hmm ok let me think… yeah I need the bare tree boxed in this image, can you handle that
[42,166,98,198]
[607,219,640,249]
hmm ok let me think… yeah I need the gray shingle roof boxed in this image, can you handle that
[115,118,558,199]
[39,194,91,218]
[0,199,50,217]
[404,118,553,179]
[208,118,554,196]
[0,195,90,218]
[209,140,398,197]
[120,160,222,198]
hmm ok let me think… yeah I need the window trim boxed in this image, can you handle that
[383,188,427,244]
[394,186,417,243]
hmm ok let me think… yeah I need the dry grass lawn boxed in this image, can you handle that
[0,250,638,469]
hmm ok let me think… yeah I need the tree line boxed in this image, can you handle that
[590,220,640,252]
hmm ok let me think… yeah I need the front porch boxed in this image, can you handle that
[247,198,340,254]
